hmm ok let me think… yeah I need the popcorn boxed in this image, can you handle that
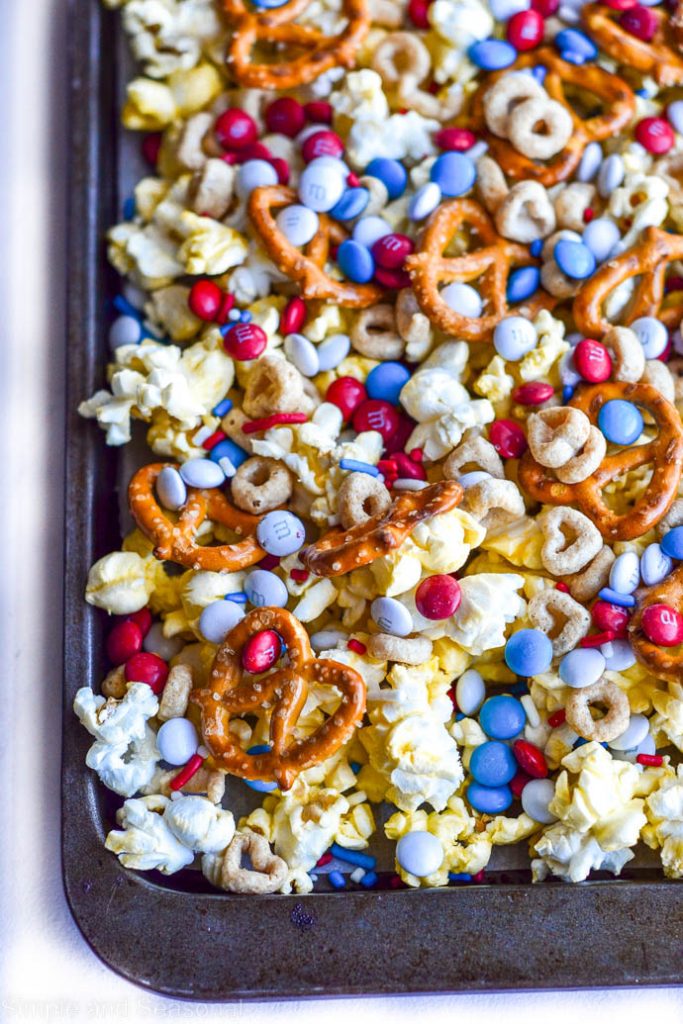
[446,573,526,655]
[85,551,156,614]
[122,63,222,130]
[122,0,223,79]
[643,766,683,878]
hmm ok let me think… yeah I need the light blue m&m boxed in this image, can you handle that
[366,361,411,404]
[469,741,517,787]
[330,187,370,221]
[555,28,598,64]
[244,568,289,608]
[365,158,408,199]
[661,526,683,560]
[479,695,526,739]
[468,38,517,70]
[554,239,596,280]
[504,629,553,677]
[337,239,375,283]
[506,266,540,304]
[429,152,477,198]
[598,399,644,445]
[466,782,513,814]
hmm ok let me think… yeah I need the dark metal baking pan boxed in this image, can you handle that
[62,0,683,998]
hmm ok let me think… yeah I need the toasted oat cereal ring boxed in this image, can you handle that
[482,72,546,138]
[494,180,556,244]
[371,31,431,87]
[224,0,370,90]
[573,226,683,337]
[603,326,646,384]
[526,407,591,470]
[300,480,463,577]
[351,304,405,359]
[566,545,615,603]
[444,435,504,480]
[528,588,591,658]
[463,477,525,532]
[470,48,635,186]
[213,831,288,894]
[231,457,293,515]
[405,198,553,341]
[248,184,383,307]
[243,353,314,418]
[367,633,433,665]
[629,563,683,683]
[582,3,683,88]
[506,97,573,162]
[539,506,603,576]
[554,426,606,485]
[191,607,366,789]
[129,462,265,572]
[565,678,630,743]
[518,382,683,542]
[338,472,391,530]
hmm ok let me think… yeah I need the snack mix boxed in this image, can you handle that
[77,0,683,893]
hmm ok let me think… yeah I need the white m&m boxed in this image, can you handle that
[156,718,199,766]
[256,510,306,556]
[493,316,537,361]
[276,204,319,247]
[609,551,640,595]
[298,158,346,212]
[370,597,413,636]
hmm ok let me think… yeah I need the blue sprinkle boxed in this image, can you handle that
[123,196,136,220]
[209,438,249,469]
[598,587,636,608]
[113,294,142,320]
[574,738,608,749]
[636,88,648,98]
[529,239,543,258]
[531,65,547,85]
[328,870,347,890]
[455,712,465,721]
[244,744,277,792]
[350,761,362,775]
[562,385,575,403]
[360,871,378,888]
[330,844,377,870]
[225,592,248,604]
[212,397,233,417]
[339,458,381,476]
[449,872,472,883]
[240,310,252,323]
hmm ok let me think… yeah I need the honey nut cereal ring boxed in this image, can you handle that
[300,480,464,577]
[211,831,288,894]
[463,477,525,532]
[230,456,293,515]
[371,33,461,119]
[405,198,553,341]
[129,462,265,572]
[470,48,635,187]
[518,382,683,542]
[565,678,630,743]
[629,563,683,683]
[248,184,383,307]
[367,633,433,665]
[582,3,683,88]
[506,97,573,163]
[554,426,607,485]
[351,304,405,359]
[224,0,370,91]
[573,226,683,338]
[539,506,603,577]
[528,589,591,658]
[338,472,391,530]
[190,607,366,790]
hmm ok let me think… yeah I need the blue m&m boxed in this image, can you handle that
[366,361,411,404]
[554,239,596,280]
[468,38,517,70]
[661,526,683,560]
[466,782,513,814]
[479,695,526,739]
[244,744,278,792]
[598,399,644,445]
[337,239,375,283]
[365,157,408,199]
[429,152,477,198]
[554,28,598,64]
[330,187,370,221]
[504,629,553,677]
[506,266,540,303]
[469,740,517,787]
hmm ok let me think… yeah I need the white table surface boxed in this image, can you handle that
[1,1,682,1019]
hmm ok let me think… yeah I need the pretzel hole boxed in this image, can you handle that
[560,85,602,121]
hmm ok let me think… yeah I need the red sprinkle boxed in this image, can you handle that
[347,639,367,655]
[580,630,616,648]
[512,382,554,406]
[603,0,637,7]
[290,568,310,582]
[555,582,570,593]
[326,376,368,420]
[202,429,227,451]
[302,130,344,163]
[573,338,613,383]
[347,172,362,188]
[391,451,427,480]
[583,207,595,224]
[280,296,307,335]
[472,870,486,883]
[265,96,305,138]
[304,101,333,124]
[635,116,675,155]
[409,448,424,463]
[434,127,476,152]
[548,709,566,728]
[408,0,432,28]
[242,412,308,434]
[316,852,333,867]
[170,753,205,791]
[666,275,683,293]
[620,5,658,42]
[259,554,280,570]
[513,739,549,778]
[389,875,407,889]
[489,419,527,459]
[637,753,663,767]
[506,8,545,50]
[214,108,258,151]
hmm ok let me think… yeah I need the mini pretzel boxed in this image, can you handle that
[191,607,366,790]
[405,199,553,341]
[582,3,683,88]
[213,831,288,894]
[128,463,264,572]
[248,185,383,307]
[518,383,683,542]
[224,0,370,90]
[299,480,463,577]
[573,226,683,337]
[470,48,635,186]
[629,564,683,683]
[565,678,630,743]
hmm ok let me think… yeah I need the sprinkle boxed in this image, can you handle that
[328,870,347,890]
[202,429,227,451]
[347,638,367,655]
[562,385,575,403]
[350,867,365,883]
[225,592,248,604]
[192,425,214,446]
[389,875,406,889]
[583,207,595,223]
[555,582,570,593]
[169,753,204,791]
[449,872,472,883]
[455,712,465,721]
[290,568,310,582]
[113,294,141,319]
[409,448,424,462]
[393,479,429,490]
[580,630,615,648]
[360,871,378,888]
[637,753,663,767]
[548,709,566,728]
[339,458,381,476]
[242,413,308,433]
[123,196,136,220]
[228,308,241,322]
[218,456,236,478]
[212,397,233,417]
[521,694,541,728]
[330,843,376,870]
[316,852,333,867]
[598,587,636,608]
[472,870,486,883]
[350,760,362,774]
[240,310,252,323]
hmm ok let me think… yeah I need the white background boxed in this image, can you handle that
[1,0,683,1020]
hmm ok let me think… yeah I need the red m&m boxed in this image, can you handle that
[301,130,345,162]
[434,127,476,152]
[512,739,548,779]
[223,322,268,361]
[635,117,674,155]
[415,575,462,619]
[352,400,400,443]
[372,233,415,270]
[188,280,234,323]
[214,109,258,150]
[592,600,630,634]
[326,376,367,420]
[124,652,169,694]
[641,604,683,646]
[506,9,544,50]
[573,338,613,383]
[280,296,307,335]
[107,620,143,665]
[512,382,554,406]
[619,5,657,41]
[408,0,431,27]
[265,97,305,137]
[242,630,282,674]
[489,419,527,459]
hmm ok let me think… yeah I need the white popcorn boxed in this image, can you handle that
[163,793,235,853]
[122,0,223,79]
[292,579,338,622]
[85,551,156,614]
[448,573,526,654]
[106,795,195,873]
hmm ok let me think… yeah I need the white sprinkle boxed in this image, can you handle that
[392,479,428,490]
[521,694,540,729]
[192,425,213,446]
[219,456,237,478]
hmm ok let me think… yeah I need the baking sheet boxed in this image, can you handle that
[61,0,683,997]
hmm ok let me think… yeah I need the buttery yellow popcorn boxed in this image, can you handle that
[177,211,248,275]
[385,798,483,886]
[643,765,683,878]
[481,515,544,570]
[473,355,515,404]
[651,682,683,752]
[122,63,222,130]
[518,311,569,383]
[85,552,157,615]
[122,0,223,80]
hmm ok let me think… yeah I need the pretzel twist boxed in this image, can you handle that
[405,198,553,340]
[248,184,383,307]
[629,564,683,683]
[582,3,683,88]
[573,226,683,338]
[223,0,370,90]
[128,462,264,572]
[190,607,367,789]
[300,480,464,577]
[518,382,683,542]
[470,48,635,186]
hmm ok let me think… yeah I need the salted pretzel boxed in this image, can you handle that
[300,479,463,577]
[223,0,370,90]
[405,199,553,341]
[248,184,383,307]
[470,48,635,186]
[190,607,367,790]
[573,226,683,338]
[629,564,683,683]
[582,3,683,87]
[128,462,264,572]
[518,382,683,542]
